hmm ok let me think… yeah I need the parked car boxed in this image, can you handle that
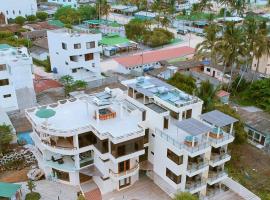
[177,29,188,35]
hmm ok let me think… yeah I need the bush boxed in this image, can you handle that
[33,57,51,72]
[26,15,37,22]
[36,11,48,21]
[146,28,174,47]
[14,16,26,26]
[167,72,196,94]
[25,192,41,200]
[0,31,13,39]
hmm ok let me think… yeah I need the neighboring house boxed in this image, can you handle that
[100,33,138,57]
[48,0,78,8]
[26,76,239,198]
[0,0,37,24]
[21,30,47,41]
[23,21,62,31]
[0,182,22,200]
[47,28,102,81]
[134,11,157,20]
[114,46,195,74]
[203,65,231,83]
[216,90,230,104]
[110,5,138,16]
[0,44,36,112]
[237,106,270,151]
[30,37,49,61]
[252,54,270,76]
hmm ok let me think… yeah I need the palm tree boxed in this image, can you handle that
[96,0,111,20]
[173,192,198,200]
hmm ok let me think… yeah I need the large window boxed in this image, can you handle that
[78,131,108,153]
[167,149,183,165]
[0,64,6,71]
[74,43,81,49]
[85,53,93,61]
[62,43,67,50]
[111,137,144,158]
[0,79,9,86]
[86,41,95,49]
[166,168,181,184]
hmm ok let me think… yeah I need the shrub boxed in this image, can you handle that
[33,57,51,72]
[25,192,41,200]
[26,15,37,22]
[14,16,26,26]
[36,12,48,21]
[167,72,196,94]
[0,31,13,39]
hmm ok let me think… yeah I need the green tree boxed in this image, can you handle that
[60,75,75,97]
[36,11,48,21]
[146,28,174,47]
[167,73,196,94]
[78,5,97,21]
[0,124,13,155]
[27,180,36,193]
[77,194,86,200]
[14,16,26,26]
[125,19,147,41]
[96,0,111,20]
[73,80,88,90]
[54,6,80,24]
[26,15,37,22]
[173,192,198,200]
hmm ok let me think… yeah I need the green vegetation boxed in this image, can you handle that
[33,57,51,73]
[25,192,41,200]
[60,75,87,97]
[125,19,174,47]
[0,124,13,155]
[36,11,48,21]
[78,5,97,21]
[173,192,198,200]
[26,15,37,22]
[167,73,196,95]
[54,6,80,25]
[231,77,270,113]
[0,31,32,47]
[177,12,219,21]
[77,194,86,200]
[14,16,26,26]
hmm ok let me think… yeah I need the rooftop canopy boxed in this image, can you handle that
[0,182,21,198]
[175,118,212,136]
[200,110,238,127]
[100,33,131,46]
[35,108,56,119]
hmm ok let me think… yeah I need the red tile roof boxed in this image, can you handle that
[34,75,62,93]
[114,46,195,68]
[216,90,230,97]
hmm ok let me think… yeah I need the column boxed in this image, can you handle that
[230,123,234,135]
[217,127,220,138]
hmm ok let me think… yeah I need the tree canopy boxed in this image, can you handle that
[167,73,196,95]
[173,192,198,200]
[0,124,13,155]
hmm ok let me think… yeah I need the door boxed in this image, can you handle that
[212,70,216,77]
[260,135,266,146]
[119,177,131,189]
[118,160,130,173]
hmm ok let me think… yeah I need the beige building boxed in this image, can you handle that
[252,54,270,75]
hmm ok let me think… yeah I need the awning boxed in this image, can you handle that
[80,165,104,177]
[200,110,238,127]
[175,118,212,136]
[0,182,21,198]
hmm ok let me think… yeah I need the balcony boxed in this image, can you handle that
[109,162,140,180]
[79,150,94,168]
[207,171,228,185]
[207,128,234,148]
[186,178,207,194]
[186,160,209,177]
[209,153,231,167]
[45,155,76,172]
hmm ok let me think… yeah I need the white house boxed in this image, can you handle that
[203,65,231,84]
[48,0,78,8]
[47,28,102,81]
[0,0,37,24]
[26,76,239,199]
[0,44,36,112]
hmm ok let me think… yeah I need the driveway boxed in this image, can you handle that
[102,176,171,200]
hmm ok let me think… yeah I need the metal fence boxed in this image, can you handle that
[86,76,118,89]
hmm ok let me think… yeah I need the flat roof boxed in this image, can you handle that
[114,46,194,68]
[27,89,142,138]
[200,110,238,127]
[100,34,131,46]
[0,182,21,198]
[175,118,212,136]
[145,103,168,113]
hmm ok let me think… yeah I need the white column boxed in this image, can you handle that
[217,127,220,138]
[192,136,195,147]
[230,123,234,135]
[96,109,99,124]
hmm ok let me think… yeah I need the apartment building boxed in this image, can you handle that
[48,0,78,8]
[47,28,102,81]
[252,54,270,76]
[0,44,36,112]
[26,77,237,198]
[0,0,37,24]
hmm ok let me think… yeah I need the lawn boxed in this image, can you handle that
[176,12,220,21]
[226,143,270,200]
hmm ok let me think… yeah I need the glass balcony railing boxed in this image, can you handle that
[208,171,227,183]
[210,153,230,165]
[187,161,209,175]
[80,157,94,168]
[185,179,207,193]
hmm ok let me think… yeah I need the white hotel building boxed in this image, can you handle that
[47,0,78,8]
[26,77,237,198]
[0,45,36,112]
[47,29,102,81]
[0,0,37,24]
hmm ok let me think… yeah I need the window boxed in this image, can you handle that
[62,43,67,50]
[3,94,11,98]
[74,43,81,49]
[166,168,181,184]
[163,117,169,129]
[52,169,69,182]
[85,53,93,61]
[19,10,21,14]
[151,151,154,155]
[0,64,6,71]
[86,41,95,49]
[13,10,15,15]
[186,109,192,119]
[72,69,77,73]
[142,110,146,121]
[92,63,95,68]
[0,79,9,86]
[167,149,183,165]
[144,128,149,144]
[206,68,210,72]
[6,11,8,15]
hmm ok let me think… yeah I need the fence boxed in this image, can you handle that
[86,76,118,89]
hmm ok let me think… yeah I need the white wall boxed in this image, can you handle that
[0,0,37,23]
[48,0,78,8]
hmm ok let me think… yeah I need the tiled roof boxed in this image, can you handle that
[114,46,194,68]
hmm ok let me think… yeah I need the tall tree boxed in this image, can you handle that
[0,124,13,155]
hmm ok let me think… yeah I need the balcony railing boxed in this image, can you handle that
[185,179,207,193]
[207,131,234,146]
[208,171,227,183]
[187,160,209,175]
[80,157,94,168]
[109,162,139,178]
[210,153,230,165]
[156,129,210,154]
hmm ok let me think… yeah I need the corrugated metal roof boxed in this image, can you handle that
[200,110,238,127]
[175,118,212,136]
